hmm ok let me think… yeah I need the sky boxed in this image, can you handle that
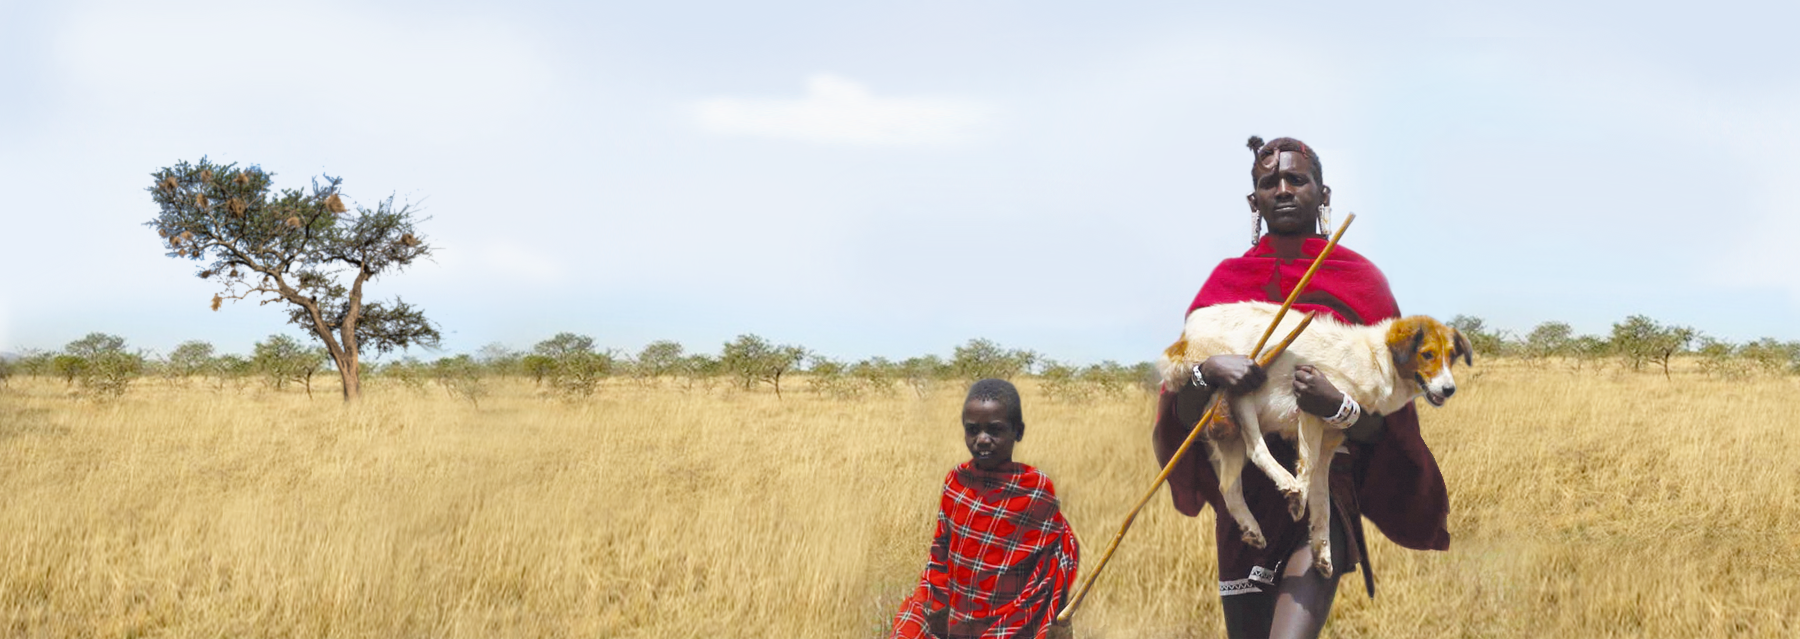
[3,0,1798,364]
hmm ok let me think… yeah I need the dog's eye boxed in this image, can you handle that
[1422,352,1436,360]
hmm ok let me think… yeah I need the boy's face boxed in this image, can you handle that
[962,398,1021,471]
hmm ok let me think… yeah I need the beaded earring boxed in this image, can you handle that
[1251,211,1263,246]
[1318,204,1332,235]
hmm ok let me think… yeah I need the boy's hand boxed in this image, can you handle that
[1200,354,1266,394]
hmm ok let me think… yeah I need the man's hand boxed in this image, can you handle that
[1200,354,1266,394]
[1292,364,1346,417]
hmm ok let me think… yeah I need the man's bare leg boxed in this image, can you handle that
[1267,519,1344,639]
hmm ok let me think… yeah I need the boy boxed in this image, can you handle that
[889,379,1080,639]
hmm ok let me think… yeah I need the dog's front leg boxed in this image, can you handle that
[1306,423,1347,577]
[1233,395,1301,502]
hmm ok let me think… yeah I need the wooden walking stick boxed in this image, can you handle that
[1056,213,1356,623]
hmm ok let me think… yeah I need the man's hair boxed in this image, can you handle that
[966,378,1024,426]
[1246,135,1323,185]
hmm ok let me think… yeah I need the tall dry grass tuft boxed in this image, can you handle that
[0,363,1796,638]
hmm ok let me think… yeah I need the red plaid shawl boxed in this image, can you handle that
[890,462,1079,639]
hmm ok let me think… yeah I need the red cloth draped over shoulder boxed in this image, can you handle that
[890,462,1079,639]
[1151,234,1451,552]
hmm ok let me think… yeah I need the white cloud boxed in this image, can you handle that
[692,74,996,147]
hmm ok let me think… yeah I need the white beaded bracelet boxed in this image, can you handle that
[1324,393,1361,428]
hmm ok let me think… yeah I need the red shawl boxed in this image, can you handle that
[1152,234,1451,552]
[890,462,1080,639]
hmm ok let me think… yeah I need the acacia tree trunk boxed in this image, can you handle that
[338,354,361,401]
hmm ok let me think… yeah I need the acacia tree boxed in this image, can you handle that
[252,334,330,397]
[1610,315,1695,380]
[532,333,615,397]
[632,340,686,384]
[145,158,439,401]
[720,334,807,397]
[1448,315,1508,358]
[1523,321,1574,360]
[951,338,1037,382]
[163,340,217,384]
[62,333,145,398]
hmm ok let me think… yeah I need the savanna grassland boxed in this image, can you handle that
[1,360,1797,638]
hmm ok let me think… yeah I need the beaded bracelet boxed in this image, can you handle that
[1324,393,1361,428]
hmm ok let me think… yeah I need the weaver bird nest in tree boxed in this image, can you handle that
[285,216,302,229]
[160,176,178,192]
[401,233,419,247]
[211,294,222,311]
[194,193,209,208]
[227,197,247,216]
[325,194,346,214]
[234,172,250,186]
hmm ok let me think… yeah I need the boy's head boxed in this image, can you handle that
[963,379,1024,471]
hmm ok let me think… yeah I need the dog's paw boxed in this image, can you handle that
[1313,543,1334,578]
[1241,527,1267,549]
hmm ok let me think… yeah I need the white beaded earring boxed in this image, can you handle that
[1318,204,1333,235]
[1251,211,1263,246]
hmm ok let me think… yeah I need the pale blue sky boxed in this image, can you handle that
[3,1,1797,363]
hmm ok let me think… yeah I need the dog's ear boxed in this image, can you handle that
[1452,328,1474,366]
[1389,320,1426,370]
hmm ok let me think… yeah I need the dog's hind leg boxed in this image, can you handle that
[1234,396,1302,502]
[1209,437,1266,549]
[1288,413,1323,522]
[1307,427,1347,577]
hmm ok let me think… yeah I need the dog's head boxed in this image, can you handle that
[1386,316,1473,407]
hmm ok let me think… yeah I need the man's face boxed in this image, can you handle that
[1248,151,1328,236]
[962,399,1020,471]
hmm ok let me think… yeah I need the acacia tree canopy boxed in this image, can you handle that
[144,158,439,401]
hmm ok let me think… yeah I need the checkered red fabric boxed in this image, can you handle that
[890,462,1079,639]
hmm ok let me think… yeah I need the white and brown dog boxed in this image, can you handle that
[1159,301,1470,576]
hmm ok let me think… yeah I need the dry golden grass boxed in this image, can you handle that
[1,362,1797,638]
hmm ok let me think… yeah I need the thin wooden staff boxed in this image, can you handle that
[1056,213,1356,623]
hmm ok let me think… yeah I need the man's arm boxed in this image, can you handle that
[1292,364,1386,443]
[1174,354,1268,426]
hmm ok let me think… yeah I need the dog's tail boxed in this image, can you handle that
[1199,400,1240,441]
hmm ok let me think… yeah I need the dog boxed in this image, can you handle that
[1158,301,1470,577]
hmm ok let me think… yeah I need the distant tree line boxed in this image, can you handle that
[6,315,1800,401]
[1448,314,1800,379]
